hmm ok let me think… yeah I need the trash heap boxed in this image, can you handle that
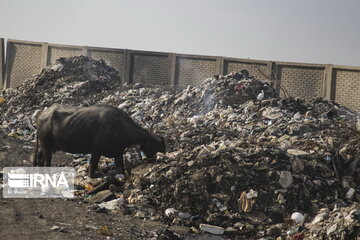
[1,56,359,239]
[0,56,122,140]
[94,75,360,239]
[305,203,360,240]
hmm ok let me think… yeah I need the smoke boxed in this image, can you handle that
[202,89,215,113]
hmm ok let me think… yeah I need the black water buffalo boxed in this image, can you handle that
[32,104,166,178]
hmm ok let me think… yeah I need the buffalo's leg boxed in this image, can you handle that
[38,150,44,165]
[89,154,101,178]
[45,151,52,167]
[32,151,37,166]
[114,155,125,175]
[37,150,45,166]
[33,150,43,166]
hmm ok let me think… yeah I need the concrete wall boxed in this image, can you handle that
[175,55,218,85]
[0,38,4,89]
[332,66,360,112]
[130,51,170,85]
[47,45,82,65]
[4,40,43,88]
[3,38,360,113]
[275,62,326,98]
[224,58,272,81]
[88,47,125,80]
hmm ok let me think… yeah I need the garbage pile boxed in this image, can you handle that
[305,203,360,240]
[97,77,360,239]
[1,56,122,140]
[1,56,359,239]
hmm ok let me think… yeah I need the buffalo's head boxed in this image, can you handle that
[140,124,166,159]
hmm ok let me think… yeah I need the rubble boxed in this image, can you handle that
[99,198,125,210]
[238,189,258,213]
[0,56,121,141]
[291,212,305,225]
[279,171,294,189]
[87,190,115,203]
[199,224,225,235]
[1,56,360,239]
[306,203,360,240]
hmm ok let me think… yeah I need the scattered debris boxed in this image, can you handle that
[87,190,115,203]
[199,224,225,235]
[279,171,294,189]
[50,225,67,233]
[291,212,305,225]
[306,203,360,240]
[98,198,124,211]
[1,56,360,239]
[238,189,258,213]
[98,225,112,236]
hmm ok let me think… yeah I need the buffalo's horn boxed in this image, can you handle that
[149,123,162,142]
[149,123,155,135]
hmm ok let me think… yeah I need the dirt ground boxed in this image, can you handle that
[0,130,197,240]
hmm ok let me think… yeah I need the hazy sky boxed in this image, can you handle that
[1,0,360,66]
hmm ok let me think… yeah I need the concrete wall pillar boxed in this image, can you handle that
[123,49,132,84]
[271,62,280,94]
[4,40,12,89]
[0,38,4,89]
[216,57,224,75]
[40,43,49,69]
[168,53,176,85]
[324,64,334,100]
[82,46,88,56]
